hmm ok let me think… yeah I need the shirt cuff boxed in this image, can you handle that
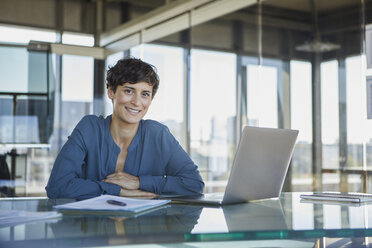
[139,175,154,192]
[98,182,121,195]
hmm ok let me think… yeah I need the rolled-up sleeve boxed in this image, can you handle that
[139,127,204,195]
[45,117,121,200]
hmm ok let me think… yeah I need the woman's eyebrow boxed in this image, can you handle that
[123,86,152,93]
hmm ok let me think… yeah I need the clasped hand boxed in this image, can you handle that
[103,171,156,197]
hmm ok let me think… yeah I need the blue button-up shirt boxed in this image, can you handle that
[46,115,204,199]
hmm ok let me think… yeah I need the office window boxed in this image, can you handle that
[60,55,94,143]
[321,60,339,169]
[62,32,94,47]
[104,52,125,116]
[0,46,28,93]
[0,46,54,144]
[131,44,186,148]
[0,25,99,197]
[190,49,236,191]
[24,52,94,196]
[346,56,372,168]
[247,64,278,128]
[0,24,56,44]
[0,26,57,196]
[106,52,124,68]
[290,60,312,191]
[321,60,339,190]
[62,55,94,102]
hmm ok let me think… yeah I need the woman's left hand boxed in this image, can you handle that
[103,171,140,190]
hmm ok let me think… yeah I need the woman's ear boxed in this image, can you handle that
[107,87,115,100]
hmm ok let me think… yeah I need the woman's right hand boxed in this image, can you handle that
[103,171,140,190]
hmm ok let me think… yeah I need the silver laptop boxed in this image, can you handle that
[163,126,298,205]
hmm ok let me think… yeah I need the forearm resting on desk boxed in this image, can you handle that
[103,171,156,197]
[46,177,121,199]
[103,171,140,190]
[119,188,156,197]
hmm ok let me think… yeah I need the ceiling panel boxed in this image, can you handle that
[263,0,359,13]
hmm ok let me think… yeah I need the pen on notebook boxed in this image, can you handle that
[106,200,127,206]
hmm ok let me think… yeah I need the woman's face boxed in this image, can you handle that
[108,82,153,125]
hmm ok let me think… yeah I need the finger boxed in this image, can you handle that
[123,173,137,180]
[103,178,124,187]
[105,176,121,181]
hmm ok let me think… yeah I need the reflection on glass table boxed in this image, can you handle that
[2,192,372,247]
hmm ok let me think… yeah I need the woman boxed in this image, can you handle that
[46,58,204,200]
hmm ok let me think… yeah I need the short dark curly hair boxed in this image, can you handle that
[106,57,159,97]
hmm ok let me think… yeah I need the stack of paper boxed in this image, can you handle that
[0,209,62,228]
[54,195,170,213]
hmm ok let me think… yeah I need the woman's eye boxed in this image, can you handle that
[142,92,151,98]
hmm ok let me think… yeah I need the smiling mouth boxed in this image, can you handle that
[126,107,141,114]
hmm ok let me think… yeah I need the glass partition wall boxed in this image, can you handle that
[190,50,237,192]
[131,44,187,149]
[0,27,95,196]
[149,0,369,193]
[1,0,371,196]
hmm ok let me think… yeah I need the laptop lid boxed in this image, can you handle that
[160,126,298,205]
[222,126,298,204]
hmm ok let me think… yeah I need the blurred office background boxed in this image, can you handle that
[0,0,371,196]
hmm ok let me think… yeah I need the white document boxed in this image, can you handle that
[54,195,170,213]
[0,209,62,227]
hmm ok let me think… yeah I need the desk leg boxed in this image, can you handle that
[314,237,326,248]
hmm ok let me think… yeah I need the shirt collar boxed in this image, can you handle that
[128,120,142,151]
[105,115,141,152]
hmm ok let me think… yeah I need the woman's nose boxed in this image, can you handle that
[131,94,141,105]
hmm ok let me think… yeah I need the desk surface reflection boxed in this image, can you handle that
[1,192,372,247]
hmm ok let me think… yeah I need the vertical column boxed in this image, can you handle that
[93,0,105,116]
[233,20,243,145]
[120,2,130,24]
[95,0,103,45]
[181,29,191,154]
[338,58,348,191]
[281,60,292,191]
[278,60,291,129]
[312,53,323,191]
[55,0,63,35]
[257,0,262,66]
[55,0,64,151]
[278,28,292,129]
[93,60,105,116]
[240,65,248,130]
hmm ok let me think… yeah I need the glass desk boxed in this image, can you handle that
[1,192,372,247]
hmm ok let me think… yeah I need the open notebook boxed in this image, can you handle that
[54,195,170,213]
